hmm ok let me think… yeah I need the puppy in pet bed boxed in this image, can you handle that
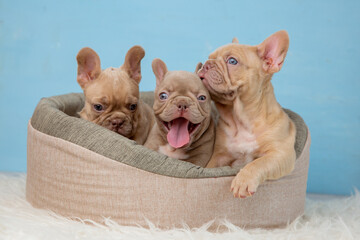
[197,30,296,198]
[145,58,215,167]
[76,46,155,144]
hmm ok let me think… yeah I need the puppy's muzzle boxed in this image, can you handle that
[176,101,189,112]
[198,62,213,78]
[202,62,213,72]
[111,118,124,128]
[199,61,223,85]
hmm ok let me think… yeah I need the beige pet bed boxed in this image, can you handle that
[26,92,310,230]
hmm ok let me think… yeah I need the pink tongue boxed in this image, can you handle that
[167,118,190,148]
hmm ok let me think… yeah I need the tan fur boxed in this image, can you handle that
[76,46,155,145]
[144,59,215,167]
[197,30,296,198]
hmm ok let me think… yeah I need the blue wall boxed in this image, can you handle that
[0,0,359,195]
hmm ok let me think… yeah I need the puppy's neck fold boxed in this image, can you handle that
[216,98,251,135]
[217,80,282,131]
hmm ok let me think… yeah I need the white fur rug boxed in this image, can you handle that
[0,173,359,240]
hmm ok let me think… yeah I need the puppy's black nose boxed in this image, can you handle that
[111,119,124,127]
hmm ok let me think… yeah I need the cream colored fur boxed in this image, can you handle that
[197,31,296,198]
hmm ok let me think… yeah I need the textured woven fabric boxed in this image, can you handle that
[26,122,311,229]
[30,92,308,178]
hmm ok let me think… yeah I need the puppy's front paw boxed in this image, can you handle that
[231,168,260,199]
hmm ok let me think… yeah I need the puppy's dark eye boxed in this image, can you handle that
[93,104,104,112]
[129,104,137,111]
[197,95,206,101]
[227,57,238,65]
[159,92,168,100]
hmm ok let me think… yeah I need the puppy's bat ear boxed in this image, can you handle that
[76,47,101,89]
[257,30,289,74]
[123,45,145,84]
[152,58,168,87]
[232,37,239,43]
[195,62,203,74]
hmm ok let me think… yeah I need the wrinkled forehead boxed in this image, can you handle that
[86,68,139,102]
[162,71,208,93]
[209,44,259,66]
[103,68,138,91]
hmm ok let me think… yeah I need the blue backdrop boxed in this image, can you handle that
[0,0,359,195]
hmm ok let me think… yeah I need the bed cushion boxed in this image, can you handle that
[29,92,307,178]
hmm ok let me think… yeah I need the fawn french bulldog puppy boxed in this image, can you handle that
[76,46,155,144]
[144,59,215,167]
[197,30,296,198]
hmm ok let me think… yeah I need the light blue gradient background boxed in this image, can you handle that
[0,0,359,195]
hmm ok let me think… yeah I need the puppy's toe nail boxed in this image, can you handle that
[240,195,246,199]
[249,191,255,196]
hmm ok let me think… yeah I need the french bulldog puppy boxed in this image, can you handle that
[144,58,215,167]
[76,46,155,144]
[197,30,296,198]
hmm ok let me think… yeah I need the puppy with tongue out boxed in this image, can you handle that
[144,58,215,167]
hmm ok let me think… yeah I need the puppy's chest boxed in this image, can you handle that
[158,144,189,160]
[223,122,258,162]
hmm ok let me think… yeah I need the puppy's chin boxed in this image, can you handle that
[201,77,237,105]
